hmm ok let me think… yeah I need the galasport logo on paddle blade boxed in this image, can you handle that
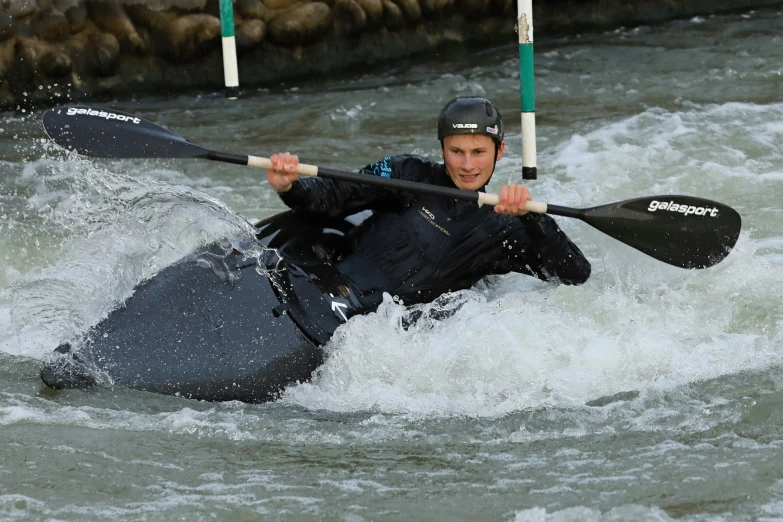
[647,199,720,217]
[578,195,742,269]
[44,106,207,159]
[66,107,142,124]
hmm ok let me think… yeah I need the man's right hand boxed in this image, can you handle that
[267,152,300,192]
[494,184,531,215]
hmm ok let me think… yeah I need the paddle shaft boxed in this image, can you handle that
[208,150,552,214]
[41,105,741,268]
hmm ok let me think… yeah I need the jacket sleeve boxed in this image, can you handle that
[498,213,591,285]
[278,155,426,218]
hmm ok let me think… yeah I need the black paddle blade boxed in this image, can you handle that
[42,106,209,159]
[581,195,742,269]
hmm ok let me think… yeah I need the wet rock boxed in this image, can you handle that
[64,2,87,33]
[381,0,403,30]
[0,84,12,105]
[457,0,489,17]
[236,0,276,22]
[261,0,300,9]
[156,13,221,62]
[40,48,72,76]
[201,0,218,16]
[420,0,452,17]
[33,9,70,41]
[92,31,120,76]
[391,0,421,24]
[13,20,31,37]
[14,37,42,81]
[13,37,71,81]
[53,0,80,12]
[333,0,364,36]
[354,0,383,25]
[3,0,37,18]
[168,0,209,10]
[0,38,14,80]
[267,2,332,47]
[0,13,14,41]
[90,0,146,54]
[65,25,91,71]
[490,0,511,15]
[68,26,120,77]
[235,18,265,50]
[125,5,177,31]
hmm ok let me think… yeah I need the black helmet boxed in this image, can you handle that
[437,97,504,145]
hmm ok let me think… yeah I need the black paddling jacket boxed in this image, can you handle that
[280,155,590,306]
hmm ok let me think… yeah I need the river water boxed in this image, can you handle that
[1,7,783,521]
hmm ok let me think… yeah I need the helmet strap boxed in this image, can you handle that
[488,142,499,181]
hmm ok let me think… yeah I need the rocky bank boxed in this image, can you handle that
[1,0,781,110]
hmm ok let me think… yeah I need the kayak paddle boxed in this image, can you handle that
[42,105,742,269]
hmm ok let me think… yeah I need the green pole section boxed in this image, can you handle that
[519,44,535,113]
[219,0,235,37]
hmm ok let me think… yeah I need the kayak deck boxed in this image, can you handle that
[41,211,365,402]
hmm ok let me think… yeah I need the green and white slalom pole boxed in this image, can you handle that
[219,0,239,99]
[518,0,537,180]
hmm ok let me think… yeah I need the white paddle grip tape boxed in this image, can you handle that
[246,156,319,176]
[477,192,500,207]
[296,163,319,176]
[525,201,548,213]
[477,193,547,214]
[247,155,272,169]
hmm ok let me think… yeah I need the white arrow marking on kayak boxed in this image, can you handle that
[331,301,348,322]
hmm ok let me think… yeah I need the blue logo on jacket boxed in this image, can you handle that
[371,156,393,178]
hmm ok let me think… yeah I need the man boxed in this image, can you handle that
[267,97,590,312]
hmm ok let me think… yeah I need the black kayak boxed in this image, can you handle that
[40,210,374,403]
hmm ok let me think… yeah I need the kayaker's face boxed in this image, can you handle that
[442,135,505,191]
